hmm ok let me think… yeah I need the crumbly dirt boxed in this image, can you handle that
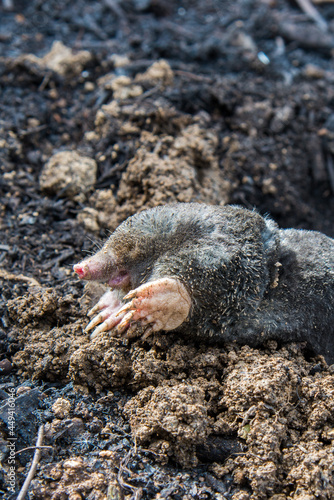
[5,287,334,499]
[1,0,334,499]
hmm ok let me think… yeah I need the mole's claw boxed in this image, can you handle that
[123,289,137,301]
[115,302,133,317]
[90,322,109,339]
[87,303,100,317]
[115,311,135,334]
[85,312,105,332]
[87,307,127,337]
[90,314,121,339]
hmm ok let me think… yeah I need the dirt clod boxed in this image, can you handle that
[40,151,97,200]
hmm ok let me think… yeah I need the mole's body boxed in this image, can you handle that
[74,204,334,364]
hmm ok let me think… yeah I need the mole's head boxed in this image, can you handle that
[73,203,224,290]
[73,206,180,291]
[73,241,132,290]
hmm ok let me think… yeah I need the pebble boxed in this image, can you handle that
[0,359,12,375]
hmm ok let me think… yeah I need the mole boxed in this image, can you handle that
[73,203,334,365]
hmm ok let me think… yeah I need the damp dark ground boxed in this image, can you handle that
[1,1,334,499]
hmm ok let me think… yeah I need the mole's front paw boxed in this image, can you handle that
[86,277,191,341]
[114,277,191,339]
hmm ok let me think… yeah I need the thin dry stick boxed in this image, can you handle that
[295,0,328,30]
[0,268,41,287]
[16,445,52,455]
[16,425,44,500]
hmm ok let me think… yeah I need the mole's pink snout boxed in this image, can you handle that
[73,262,91,280]
[73,251,116,282]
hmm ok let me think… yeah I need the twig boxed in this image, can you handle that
[38,72,52,92]
[0,268,41,287]
[16,445,53,455]
[174,69,212,83]
[135,84,162,103]
[117,449,137,491]
[16,425,44,500]
[19,124,48,137]
[295,0,328,31]
[102,0,123,17]
[117,443,142,499]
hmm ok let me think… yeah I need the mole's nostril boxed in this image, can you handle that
[73,264,85,278]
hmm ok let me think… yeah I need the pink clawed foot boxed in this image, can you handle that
[85,278,191,341]
[112,277,191,339]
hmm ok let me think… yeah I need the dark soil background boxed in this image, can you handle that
[1,1,334,499]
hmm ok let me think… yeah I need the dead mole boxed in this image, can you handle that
[73,203,334,365]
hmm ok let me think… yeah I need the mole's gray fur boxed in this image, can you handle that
[98,204,334,364]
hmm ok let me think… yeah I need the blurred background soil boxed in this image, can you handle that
[1,1,334,499]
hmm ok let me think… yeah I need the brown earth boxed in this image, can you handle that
[1,0,334,499]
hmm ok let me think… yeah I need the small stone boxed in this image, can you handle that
[88,418,103,433]
[63,458,84,469]
[77,208,100,233]
[84,81,95,92]
[304,64,325,79]
[65,418,85,437]
[69,494,82,500]
[16,386,31,396]
[52,398,71,418]
[110,54,130,68]
[0,359,12,375]
[262,178,277,195]
[135,59,174,86]
[99,450,115,458]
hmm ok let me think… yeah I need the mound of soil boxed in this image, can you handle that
[1,0,334,499]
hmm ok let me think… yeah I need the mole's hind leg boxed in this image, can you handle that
[114,277,192,339]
